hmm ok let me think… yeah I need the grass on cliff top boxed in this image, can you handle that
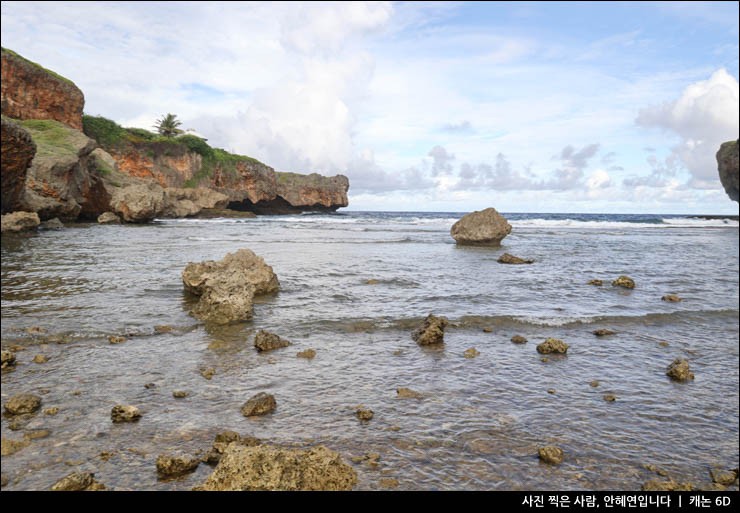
[1,47,76,87]
[18,118,82,159]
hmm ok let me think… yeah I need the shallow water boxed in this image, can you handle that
[1,212,738,490]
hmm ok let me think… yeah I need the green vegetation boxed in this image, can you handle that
[154,113,183,138]
[82,115,128,147]
[1,47,76,87]
[18,118,82,159]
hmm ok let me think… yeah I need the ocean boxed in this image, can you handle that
[1,211,738,490]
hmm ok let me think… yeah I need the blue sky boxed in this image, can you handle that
[1,1,738,213]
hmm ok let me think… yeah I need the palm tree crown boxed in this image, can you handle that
[154,113,183,137]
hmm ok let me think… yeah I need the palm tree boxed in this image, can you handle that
[154,113,183,137]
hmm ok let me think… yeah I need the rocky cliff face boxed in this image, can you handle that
[717,140,739,202]
[1,48,84,130]
[1,117,36,213]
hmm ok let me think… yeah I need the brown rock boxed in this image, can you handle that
[587,279,603,286]
[274,173,350,212]
[450,208,512,246]
[710,468,738,486]
[172,390,189,399]
[536,338,569,354]
[51,471,106,491]
[666,358,694,382]
[463,347,480,358]
[108,335,126,344]
[641,479,693,491]
[482,327,493,333]
[111,405,141,423]
[4,393,42,415]
[612,275,635,289]
[589,380,600,388]
[97,211,120,224]
[396,388,422,399]
[1,349,16,368]
[511,335,528,344]
[355,407,374,421]
[1,211,40,233]
[538,446,564,465]
[199,444,357,491]
[32,354,48,363]
[1,437,30,456]
[199,367,216,380]
[379,478,399,489]
[254,330,291,352]
[497,253,534,264]
[1,118,36,213]
[109,182,166,223]
[603,394,617,402]
[412,314,448,346]
[717,140,738,202]
[365,279,379,285]
[593,329,616,337]
[205,431,262,464]
[661,294,682,302]
[160,187,229,218]
[241,392,276,417]
[44,407,60,415]
[297,348,316,359]
[547,389,556,395]
[156,453,201,478]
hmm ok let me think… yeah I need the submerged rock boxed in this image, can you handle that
[641,479,693,491]
[612,275,635,289]
[1,437,30,456]
[297,348,316,359]
[661,294,682,302]
[412,314,449,346]
[355,407,374,421]
[172,390,189,399]
[463,347,480,358]
[156,453,201,478]
[44,407,60,415]
[4,393,42,415]
[108,335,126,344]
[587,279,603,286]
[510,335,528,344]
[199,444,357,491]
[396,388,423,399]
[497,253,534,264]
[450,208,512,246]
[1,211,40,233]
[254,330,291,352]
[241,392,276,417]
[538,446,564,465]
[111,405,141,423]
[593,329,616,337]
[1,350,16,369]
[666,358,694,382]
[97,211,120,224]
[710,468,738,486]
[603,394,617,402]
[32,354,48,363]
[379,478,399,489]
[40,218,64,230]
[589,380,600,388]
[536,338,569,354]
[51,471,106,491]
[199,367,216,380]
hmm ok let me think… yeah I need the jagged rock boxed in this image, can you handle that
[109,182,166,223]
[40,217,63,230]
[450,207,512,246]
[1,118,36,213]
[274,173,350,213]
[156,453,201,478]
[396,388,422,399]
[612,275,635,289]
[587,279,603,286]
[161,187,229,218]
[497,253,534,264]
[51,472,106,491]
[717,140,739,202]
[463,347,480,358]
[1,349,16,369]
[412,314,448,346]
[355,407,374,421]
[510,335,528,344]
[661,294,681,302]
[536,338,569,354]
[666,358,694,382]
[182,249,279,325]
[538,446,564,465]
[4,393,41,415]
[199,444,357,491]
[1,211,40,233]
[297,348,316,359]
[111,404,141,423]
[593,329,616,337]
[254,330,291,352]
[204,431,261,465]
[241,392,276,417]
[97,211,120,224]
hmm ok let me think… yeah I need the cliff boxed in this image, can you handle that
[1,117,36,213]
[1,48,84,130]
[717,140,739,203]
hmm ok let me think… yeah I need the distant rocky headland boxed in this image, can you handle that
[0,47,349,224]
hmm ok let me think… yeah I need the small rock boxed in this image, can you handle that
[144,382,157,389]
[356,407,374,421]
[589,380,600,388]
[379,477,399,489]
[297,348,316,359]
[396,388,422,399]
[482,327,493,333]
[51,471,106,491]
[392,349,403,356]
[587,279,603,286]
[709,468,738,486]
[32,354,48,363]
[99,451,115,462]
[658,341,669,347]
[603,394,617,402]
[1,437,30,456]
[536,338,569,354]
[661,294,682,302]
[412,314,448,346]
[366,279,379,285]
[510,335,528,344]
[4,393,42,415]
[547,389,556,395]
[24,429,51,440]
[540,357,550,363]
[199,367,216,380]
[111,405,142,423]
[612,275,635,289]
[108,335,126,344]
[97,211,121,224]
[241,392,276,417]
[254,329,291,352]
[156,453,201,478]
[463,347,480,359]
[172,390,189,399]
[497,253,534,264]
[593,329,616,337]
[538,446,564,465]
[1,349,17,369]
[641,479,693,491]
[40,218,64,230]
[44,407,60,415]
[666,358,694,382]
[154,325,174,333]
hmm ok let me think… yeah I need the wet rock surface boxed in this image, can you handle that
[661,294,682,302]
[4,393,42,415]
[1,349,17,368]
[97,211,120,224]
[450,207,512,246]
[536,338,569,354]
[510,335,528,344]
[396,388,423,399]
[641,479,694,491]
[612,275,635,289]
[593,329,616,337]
[241,392,276,417]
[254,330,291,352]
[666,358,694,382]
[51,471,106,491]
[355,407,374,421]
[463,347,480,358]
[497,253,534,264]
[538,446,564,465]
[1,211,40,233]
[296,348,317,359]
[710,468,738,486]
[156,453,201,478]
[412,314,448,346]
[587,279,603,286]
[111,405,141,423]
[1,437,30,456]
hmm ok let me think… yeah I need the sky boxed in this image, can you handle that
[1,1,739,214]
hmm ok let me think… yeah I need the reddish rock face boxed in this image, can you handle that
[1,118,36,213]
[1,48,84,130]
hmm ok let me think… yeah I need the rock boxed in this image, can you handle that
[463,347,480,358]
[666,358,694,382]
[587,279,603,286]
[156,453,201,478]
[109,182,166,223]
[450,207,511,246]
[482,327,493,333]
[97,211,120,224]
[4,393,42,415]
[199,367,216,380]
[612,275,635,289]
[144,382,157,389]
[379,478,399,489]
[1,118,36,213]
[205,431,262,465]
[51,472,106,491]
[603,394,617,402]
[497,253,534,264]
[593,329,616,337]
[254,330,291,352]
[274,173,350,213]
[199,444,357,491]
[412,314,448,346]
[154,325,174,333]
[44,407,60,415]
[716,140,739,202]
[589,380,600,388]
[182,249,279,325]
[511,335,528,344]
[366,279,379,285]
[661,294,681,302]
[172,390,189,399]
[111,405,141,423]
[1,437,30,456]
[396,388,422,399]
[32,354,48,363]
[241,392,276,417]
[108,335,126,344]
[161,187,229,218]
[1,349,16,369]
[297,348,316,359]
[40,217,64,230]
[641,479,693,491]
[1,48,85,129]
[538,446,564,465]
[547,389,556,395]
[1,473,8,487]
[710,468,738,486]
[355,407,374,421]
[24,429,51,440]
[536,338,569,354]
[1,211,40,233]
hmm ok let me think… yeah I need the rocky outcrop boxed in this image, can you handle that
[612,276,635,289]
[412,314,449,345]
[536,338,569,354]
[498,253,534,264]
[109,182,166,223]
[254,330,291,352]
[161,187,229,218]
[273,172,349,213]
[4,393,41,415]
[511,335,528,344]
[241,392,277,417]
[97,211,120,224]
[182,249,279,324]
[1,48,84,130]
[717,140,738,202]
[661,294,681,302]
[51,472,105,491]
[199,444,357,491]
[1,211,40,233]
[451,208,511,246]
[111,404,141,423]
[1,117,36,213]
[666,358,694,382]
[1,350,17,369]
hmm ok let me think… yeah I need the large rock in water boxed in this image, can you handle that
[182,249,279,324]
[1,118,36,213]
[450,208,512,246]
[109,182,166,223]
[198,445,357,491]
[717,140,739,202]
[1,211,40,233]
[412,314,449,345]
